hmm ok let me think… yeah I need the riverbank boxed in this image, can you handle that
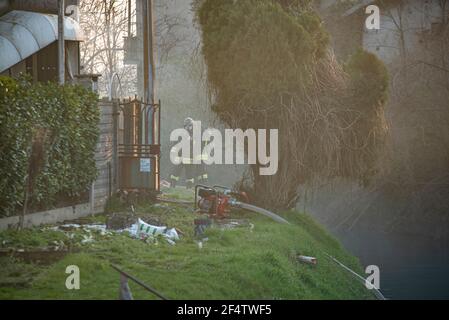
[0,190,374,300]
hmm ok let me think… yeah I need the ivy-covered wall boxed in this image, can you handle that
[0,76,100,217]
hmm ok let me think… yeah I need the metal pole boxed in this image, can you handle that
[128,0,132,38]
[142,0,156,104]
[142,0,159,192]
[58,0,65,85]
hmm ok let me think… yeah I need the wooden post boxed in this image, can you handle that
[89,182,95,214]
[113,101,120,190]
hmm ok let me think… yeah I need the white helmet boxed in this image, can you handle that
[184,117,194,130]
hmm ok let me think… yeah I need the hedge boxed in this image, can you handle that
[0,76,100,217]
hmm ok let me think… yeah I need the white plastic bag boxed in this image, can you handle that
[136,218,167,240]
[164,228,180,241]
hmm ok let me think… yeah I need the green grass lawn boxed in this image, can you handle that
[0,189,374,300]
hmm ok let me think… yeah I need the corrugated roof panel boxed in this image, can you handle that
[5,10,57,47]
[0,10,84,73]
[0,20,40,59]
[42,13,83,41]
[0,36,21,72]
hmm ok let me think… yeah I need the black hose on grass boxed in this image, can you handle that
[111,264,168,300]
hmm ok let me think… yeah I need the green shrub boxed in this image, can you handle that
[346,48,389,109]
[199,0,329,121]
[0,77,99,217]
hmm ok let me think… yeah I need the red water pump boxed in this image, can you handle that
[195,185,249,219]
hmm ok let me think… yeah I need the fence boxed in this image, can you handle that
[90,99,117,214]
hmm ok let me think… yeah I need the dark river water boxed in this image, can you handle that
[333,228,449,300]
[303,180,449,300]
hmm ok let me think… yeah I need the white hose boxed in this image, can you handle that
[237,202,291,225]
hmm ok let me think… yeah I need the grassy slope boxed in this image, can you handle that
[0,189,373,300]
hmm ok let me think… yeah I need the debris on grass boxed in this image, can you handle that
[194,218,212,239]
[134,219,180,245]
[195,238,209,250]
[47,218,181,246]
[298,255,318,266]
[106,213,136,230]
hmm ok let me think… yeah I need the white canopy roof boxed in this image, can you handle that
[0,10,84,73]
